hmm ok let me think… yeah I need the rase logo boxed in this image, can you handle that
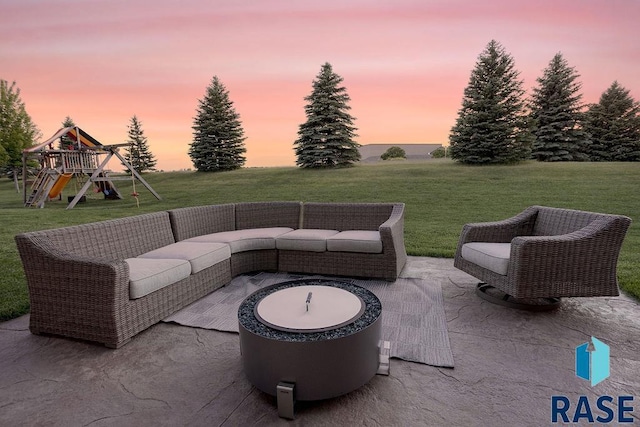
[551,337,635,424]
[575,336,610,386]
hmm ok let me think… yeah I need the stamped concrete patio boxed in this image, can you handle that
[1,257,639,426]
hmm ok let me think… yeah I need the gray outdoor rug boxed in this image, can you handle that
[163,271,454,368]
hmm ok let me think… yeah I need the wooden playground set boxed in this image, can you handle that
[22,126,160,209]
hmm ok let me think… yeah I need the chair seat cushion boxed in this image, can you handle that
[138,241,231,274]
[126,258,192,299]
[326,230,383,253]
[185,227,293,253]
[461,242,511,275]
[276,229,339,252]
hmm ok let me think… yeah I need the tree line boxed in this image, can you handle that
[449,40,640,164]
[188,62,359,171]
[0,83,157,178]
[190,49,639,170]
[1,62,359,175]
[2,44,639,175]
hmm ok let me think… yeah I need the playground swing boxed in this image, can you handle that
[22,126,161,209]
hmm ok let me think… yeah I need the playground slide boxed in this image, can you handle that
[48,173,73,199]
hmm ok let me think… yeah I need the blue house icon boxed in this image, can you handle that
[575,337,610,386]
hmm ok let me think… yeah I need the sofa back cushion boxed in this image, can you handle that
[235,202,302,229]
[302,203,394,231]
[169,204,235,241]
[532,206,604,236]
[25,211,175,260]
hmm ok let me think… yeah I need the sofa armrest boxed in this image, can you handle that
[15,233,131,323]
[379,203,407,276]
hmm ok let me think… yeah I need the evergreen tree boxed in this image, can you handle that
[449,40,531,164]
[122,115,156,173]
[189,76,246,172]
[584,81,640,161]
[530,53,589,161]
[0,80,40,179]
[59,116,75,150]
[294,62,359,168]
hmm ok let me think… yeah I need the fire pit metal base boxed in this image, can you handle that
[238,279,382,417]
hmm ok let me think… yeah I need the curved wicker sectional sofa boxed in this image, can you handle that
[15,202,406,348]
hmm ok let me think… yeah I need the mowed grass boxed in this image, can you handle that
[0,159,638,320]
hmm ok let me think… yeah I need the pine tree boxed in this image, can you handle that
[449,40,531,164]
[59,116,75,150]
[123,115,156,173]
[294,62,359,168]
[0,80,40,178]
[530,53,589,161]
[189,76,246,172]
[584,81,640,161]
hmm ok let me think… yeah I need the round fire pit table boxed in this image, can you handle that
[238,279,382,417]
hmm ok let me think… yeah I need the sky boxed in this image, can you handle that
[2,0,639,171]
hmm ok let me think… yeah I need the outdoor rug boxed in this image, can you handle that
[163,271,454,368]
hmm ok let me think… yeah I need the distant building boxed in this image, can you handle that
[358,143,443,163]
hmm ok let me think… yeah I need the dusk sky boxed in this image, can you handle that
[2,0,639,171]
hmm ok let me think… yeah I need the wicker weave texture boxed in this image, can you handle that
[231,250,278,276]
[281,203,407,280]
[15,201,407,347]
[20,211,176,260]
[302,203,395,231]
[15,215,231,348]
[235,202,301,230]
[279,251,397,281]
[454,206,631,299]
[168,204,235,241]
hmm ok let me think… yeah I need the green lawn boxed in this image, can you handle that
[1,159,638,320]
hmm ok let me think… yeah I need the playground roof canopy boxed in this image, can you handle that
[25,127,104,153]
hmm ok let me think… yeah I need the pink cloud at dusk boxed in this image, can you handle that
[1,0,638,171]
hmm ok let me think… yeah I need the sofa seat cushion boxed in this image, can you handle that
[326,230,383,253]
[461,242,511,275]
[125,258,192,299]
[276,229,339,252]
[184,227,293,253]
[138,241,231,274]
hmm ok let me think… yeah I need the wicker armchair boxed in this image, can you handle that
[454,206,631,310]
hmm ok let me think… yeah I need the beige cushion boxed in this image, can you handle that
[461,242,511,275]
[126,258,192,299]
[276,229,339,252]
[138,241,230,274]
[327,230,383,253]
[185,227,293,253]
